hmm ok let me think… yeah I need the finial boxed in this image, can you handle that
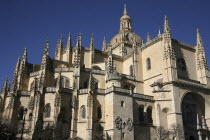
[147,32,151,41]
[102,36,107,51]
[196,28,203,47]
[44,39,49,56]
[1,76,8,92]
[158,29,161,36]
[67,32,72,47]
[164,15,171,37]
[123,4,127,15]
[76,33,82,48]
[22,48,27,61]
[90,33,95,50]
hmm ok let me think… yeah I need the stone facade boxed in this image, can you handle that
[0,5,210,140]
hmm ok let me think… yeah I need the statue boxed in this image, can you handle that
[115,116,122,130]
[127,118,133,131]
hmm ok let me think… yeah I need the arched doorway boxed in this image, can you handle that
[182,92,205,140]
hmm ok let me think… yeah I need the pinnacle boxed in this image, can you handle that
[123,4,127,15]
[147,32,151,41]
[90,33,95,49]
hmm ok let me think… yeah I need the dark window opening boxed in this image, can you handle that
[97,107,102,120]
[121,101,124,107]
[147,58,151,70]
[139,106,144,122]
[147,108,153,123]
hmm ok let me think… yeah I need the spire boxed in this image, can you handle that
[44,39,49,56]
[73,33,82,67]
[19,48,27,74]
[12,57,21,92]
[147,32,151,42]
[22,48,27,61]
[67,33,72,48]
[90,33,95,50]
[196,29,208,70]
[102,37,107,51]
[1,77,8,92]
[123,4,127,15]
[59,35,63,47]
[164,16,171,38]
[41,40,49,70]
[163,16,175,60]
[197,29,203,47]
[55,35,63,60]
[158,29,161,36]
[120,4,132,32]
[14,57,21,76]
[76,33,82,48]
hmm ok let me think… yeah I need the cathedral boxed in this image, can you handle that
[0,5,210,140]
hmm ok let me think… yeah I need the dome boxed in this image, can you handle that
[109,32,142,48]
[120,15,131,21]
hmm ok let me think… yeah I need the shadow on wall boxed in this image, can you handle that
[174,42,190,79]
[135,126,152,140]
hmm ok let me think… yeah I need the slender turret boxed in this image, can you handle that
[41,40,49,70]
[67,33,72,48]
[147,32,151,42]
[162,16,177,82]
[196,29,209,85]
[120,4,132,33]
[73,34,82,68]
[55,36,63,60]
[102,37,107,51]
[19,48,28,74]
[90,33,95,51]
[12,57,21,92]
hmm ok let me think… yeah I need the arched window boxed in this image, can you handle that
[147,107,153,123]
[61,77,65,88]
[81,105,86,119]
[97,107,102,120]
[130,65,134,76]
[124,22,126,28]
[84,81,88,88]
[139,106,144,122]
[17,107,24,120]
[146,58,151,70]
[65,79,70,88]
[45,103,51,118]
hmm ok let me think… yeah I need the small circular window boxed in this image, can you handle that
[177,58,186,71]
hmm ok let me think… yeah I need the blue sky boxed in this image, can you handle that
[0,0,210,88]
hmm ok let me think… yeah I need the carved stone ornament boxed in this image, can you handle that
[72,96,78,109]
[127,118,133,131]
[87,95,93,107]
[28,97,34,110]
[0,99,4,112]
[73,80,77,90]
[115,116,122,130]
[55,93,61,107]
[7,97,14,109]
